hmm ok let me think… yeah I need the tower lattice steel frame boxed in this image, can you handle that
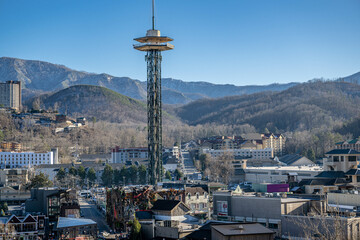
[134,0,174,185]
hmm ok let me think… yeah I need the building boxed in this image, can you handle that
[0,80,21,111]
[151,200,197,239]
[199,136,246,150]
[164,156,179,172]
[56,217,97,239]
[25,188,80,222]
[0,186,30,203]
[242,165,323,184]
[0,168,30,186]
[202,148,273,160]
[282,214,360,240]
[261,133,286,156]
[76,117,87,126]
[211,223,275,240]
[212,190,325,237]
[0,214,47,240]
[185,186,210,217]
[323,149,360,172]
[0,151,54,169]
[277,154,314,166]
[335,137,360,152]
[0,142,22,152]
[111,147,148,164]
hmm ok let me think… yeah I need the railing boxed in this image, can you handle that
[133,43,174,48]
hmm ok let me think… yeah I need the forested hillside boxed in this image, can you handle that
[25,85,176,124]
[176,81,360,132]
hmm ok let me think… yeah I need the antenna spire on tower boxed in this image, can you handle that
[152,0,155,30]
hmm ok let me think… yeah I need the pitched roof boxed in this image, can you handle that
[315,171,346,178]
[279,154,305,165]
[57,217,96,229]
[135,211,153,220]
[241,133,262,140]
[185,186,207,196]
[299,178,348,186]
[151,200,181,211]
[325,149,360,155]
[345,168,360,176]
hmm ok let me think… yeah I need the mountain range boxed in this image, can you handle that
[176,81,360,132]
[3,56,360,132]
[1,57,302,104]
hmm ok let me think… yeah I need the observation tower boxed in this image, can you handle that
[134,0,174,185]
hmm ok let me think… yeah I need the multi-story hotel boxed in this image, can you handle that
[0,80,21,111]
[199,133,286,156]
[111,147,148,164]
[0,151,54,168]
[335,137,360,152]
[202,148,273,160]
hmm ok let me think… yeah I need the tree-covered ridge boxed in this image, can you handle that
[26,85,177,124]
[176,81,360,132]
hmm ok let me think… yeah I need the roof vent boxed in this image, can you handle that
[238,225,244,230]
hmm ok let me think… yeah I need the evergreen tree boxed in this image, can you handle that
[69,166,77,176]
[101,164,114,187]
[87,168,97,184]
[78,166,86,180]
[138,165,147,184]
[129,165,138,184]
[165,170,172,180]
[174,168,184,180]
[28,173,53,189]
[113,169,122,185]
[56,167,66,181]
[120,166,128,185]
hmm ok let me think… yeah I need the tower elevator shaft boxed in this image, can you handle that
[146,50,163,184]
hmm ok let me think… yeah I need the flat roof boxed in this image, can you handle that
[212,223,274,236]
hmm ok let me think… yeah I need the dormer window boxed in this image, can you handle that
[196,193,199,199]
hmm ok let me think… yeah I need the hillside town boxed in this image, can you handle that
[1,1,360,240]
[2,97,360,239]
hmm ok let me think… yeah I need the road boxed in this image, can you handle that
[181,151,197,175]
[79,197,111,233]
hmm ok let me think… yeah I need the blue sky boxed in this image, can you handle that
[0,0,359,85]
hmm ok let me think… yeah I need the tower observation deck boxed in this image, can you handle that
[134,0,174,185]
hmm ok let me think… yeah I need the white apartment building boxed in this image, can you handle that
[202,148,274,160]
[0,151,54,168]
[111,147,148,164]
[244,165,323,184]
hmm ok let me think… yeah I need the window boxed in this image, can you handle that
[268,223,278,229]
[349,156,357,162]
[217,201,228,215]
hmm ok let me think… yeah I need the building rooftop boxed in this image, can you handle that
[345,168,360,176]
[315,171,346,178]
[151,200,180,211]
[57,217,96,229]
[246,165,322,171]
[279,154,309,165]
[326,149,360,155]
[212,223,274,236]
